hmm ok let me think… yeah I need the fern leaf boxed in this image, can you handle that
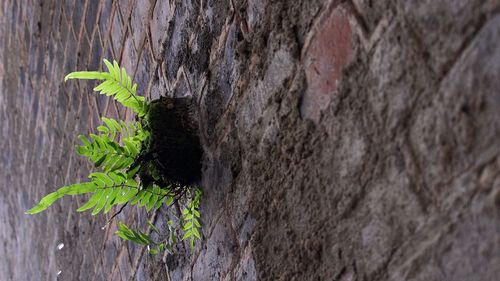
[104,187,121,213]
[65,59,146,116]
[115,222,156,246]
[75,117,146,174]
[89,172,114,187]
[115,187,139,205]
[26,183,97,214]
[74,171,135,215]
[91,188,113,215]
[139,191,153,207]
[64,71,110,81]
[77,189,105,212]
[181,188,202,249]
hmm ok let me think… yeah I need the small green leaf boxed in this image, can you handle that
[94,154,107,168]
[77,189,105,212]
[104,187,121,213]
[78,135,91,146]
[139,191,153,207]
[64,71,109,81]
[96,125,110,135]
[115,187,138,205]
[91,188,113,215]
[193,219,201,228]
[192,228,201,239]
[26,183,97,214]
[147,220,160,234]
[182,231,192,240]
[131,190,146,205]
[183,221,193,230]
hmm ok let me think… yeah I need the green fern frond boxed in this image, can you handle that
[76,171,171,216]
[27,57,203,255]
[64,59,147,116]
[115,221,154,246]
[25,183,97,214]
[76,117,148,173]
[63,71,110,81]
[116,219,178,255]
[182,188,202,249]
[27,170,172,216]
[129,185,173,211]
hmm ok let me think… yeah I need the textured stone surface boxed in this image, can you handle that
[1,0,500,281]
[301,3,353,121]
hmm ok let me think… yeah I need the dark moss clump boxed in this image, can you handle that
[138,97,202,188]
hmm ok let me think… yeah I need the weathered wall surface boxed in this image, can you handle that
[1,0,500,281]
[0,1,158,280]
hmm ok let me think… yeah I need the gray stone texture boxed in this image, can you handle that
[1,0,500,280]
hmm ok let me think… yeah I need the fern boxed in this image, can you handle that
[117,219,178,255]
[116,221,154,246]
[64,59,147,116]
[25,182,97,214]
[76,117,148,174]
[26,59,203,256]
[182,188,202,249]
[26,170,173,216]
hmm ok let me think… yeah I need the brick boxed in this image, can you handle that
[39,0,52,40]
[46,38,56,77]
[110,8,125,59]
[95,93,109,116]
[102,45,114,64]
[104,100,121,121]
[89,30,103,70]
[134,42,152,96]
[23,22,30,50]
[234,244,257,281]
[120,35,139,76]
[56,89,70,129]
[77,33,91,69]
[64,0,74,21]
[117,0,134,22]
[77,89,90,132]
[98,0,113,36]
[9,0,17,34]
[59,16,71,49]
[300,4,353,122]
[28,39,39,78]
[192,216,236,281]
[130,0,151,52]
[85,0,100,36]
[403,0,489,74]
[89,97,102,129]
[150,0,171,57]
[118,249,133,280]
[72,0,85,36]
[64,32,79,73]
[35,43,45,78]
[352,0,393,32]
[50,0,62,35]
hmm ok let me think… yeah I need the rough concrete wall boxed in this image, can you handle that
[1,0,500,281]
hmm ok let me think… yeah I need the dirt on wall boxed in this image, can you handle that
[137,0,500,280]
[1,0,500,280]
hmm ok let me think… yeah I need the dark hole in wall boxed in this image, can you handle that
[144,97,203,187]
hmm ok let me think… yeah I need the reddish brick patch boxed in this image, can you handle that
[301,5,353,122]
